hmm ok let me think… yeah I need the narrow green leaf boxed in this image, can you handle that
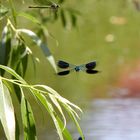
[34,85,82,112]
[0,79,15,140]
[49,94,66,129]
[17,12,41,25]
[39,26,59,47]
[15,114,20,140]
[21,93,37,140]
[0,5,9,20]
[63,104,84,140]
[8,0,17,24]
[67,8,81,27]
[13,84,22,103]
[0,65,26,84]
[0,25,11,76]
[34,92,64,140]
[56,116,73,140]
[32,85,83,139]
[17,29,57,72]
[10,40,25,101]
[70,13,77,27]
[21,49,28,77]
[32,85,82,124]
[11,41,28,77]
[60,9,66,27]
[53,11,59,20]
[10,45,19,70]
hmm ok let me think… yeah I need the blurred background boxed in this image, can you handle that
[25,0,140,100]
[1,0,140,139]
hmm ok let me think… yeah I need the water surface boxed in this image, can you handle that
[72,98,140,140]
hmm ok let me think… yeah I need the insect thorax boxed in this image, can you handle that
[51,3,59,10]
[75,66,80,72]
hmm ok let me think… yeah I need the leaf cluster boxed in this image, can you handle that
[0,65,84,140]
[0,0,84,140]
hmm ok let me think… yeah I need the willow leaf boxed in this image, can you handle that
[0,25,11,76]
[56,116,73,140]
[0,65,26,83]
[63,103,84,140]
[49,94,66,129]
[33,84,82,112]
[17,29,57,72]
[0,79,15,140]
[17,12,40,25]
[34,92,64,140]
[60,9,66,27]
[21,92,37,140]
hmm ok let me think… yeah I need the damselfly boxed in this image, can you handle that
[29,3,59,10]
[57,60,99,76]
[29,1,60,12]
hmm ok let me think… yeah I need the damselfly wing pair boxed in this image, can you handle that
[57,60,99,76]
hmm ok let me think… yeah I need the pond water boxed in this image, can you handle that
[72,98,140,140]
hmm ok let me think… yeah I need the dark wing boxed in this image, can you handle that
[85,61,96,69]
[57,60,70,68]
[57,70,70,76]
[86,69,99,74]
[78,136,84,140]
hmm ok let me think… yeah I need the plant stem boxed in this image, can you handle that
[8,0,17,25]
[7,19,16,32]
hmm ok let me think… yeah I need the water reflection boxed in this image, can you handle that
[73,98,140,140]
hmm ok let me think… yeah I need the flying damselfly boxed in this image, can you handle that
[29,3,59,11]
[57,60,99,76]
[29,0,60,12]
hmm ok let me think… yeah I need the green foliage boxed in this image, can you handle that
[0,25,11,76]
[0,65,84,140]
[21,94,37,140]
[0,0,84,140]
[28,0,80,28]
[0,79,15,140]
[0,4,9,20]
